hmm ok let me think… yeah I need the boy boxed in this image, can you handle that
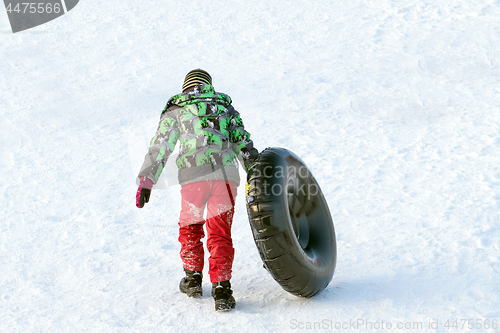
[136,69,258,311]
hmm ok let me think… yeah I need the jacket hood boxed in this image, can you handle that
[166,84,232,110]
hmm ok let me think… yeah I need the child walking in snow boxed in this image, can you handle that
[136,69,258,311]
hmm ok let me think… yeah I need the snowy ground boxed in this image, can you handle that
[1,0,500,332]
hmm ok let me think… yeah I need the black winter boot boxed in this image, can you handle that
[211,280,236,311]
[179,269,203,298]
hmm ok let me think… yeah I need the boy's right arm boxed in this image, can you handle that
[227,106,259,172]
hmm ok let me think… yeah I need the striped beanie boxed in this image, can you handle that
[182,69,212,92]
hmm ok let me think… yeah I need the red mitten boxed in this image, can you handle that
[136,176,154,208]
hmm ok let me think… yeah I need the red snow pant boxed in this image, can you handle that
[178,180,237,283]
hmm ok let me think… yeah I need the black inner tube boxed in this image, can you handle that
[246,147,337,297]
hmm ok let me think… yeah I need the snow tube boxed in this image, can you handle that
[245,147,336,297]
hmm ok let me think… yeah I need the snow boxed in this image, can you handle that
[1,0,500,332]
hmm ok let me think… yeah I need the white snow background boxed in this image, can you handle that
[1,0,500,332]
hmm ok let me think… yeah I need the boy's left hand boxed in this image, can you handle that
[136,176,153,208]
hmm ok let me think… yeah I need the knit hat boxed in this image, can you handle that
[182,69,212,92]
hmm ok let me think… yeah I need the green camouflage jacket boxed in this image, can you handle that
[138,84,258,186]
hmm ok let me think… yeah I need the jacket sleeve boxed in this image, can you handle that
[137,107,180,183]
[227,105,259,172]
